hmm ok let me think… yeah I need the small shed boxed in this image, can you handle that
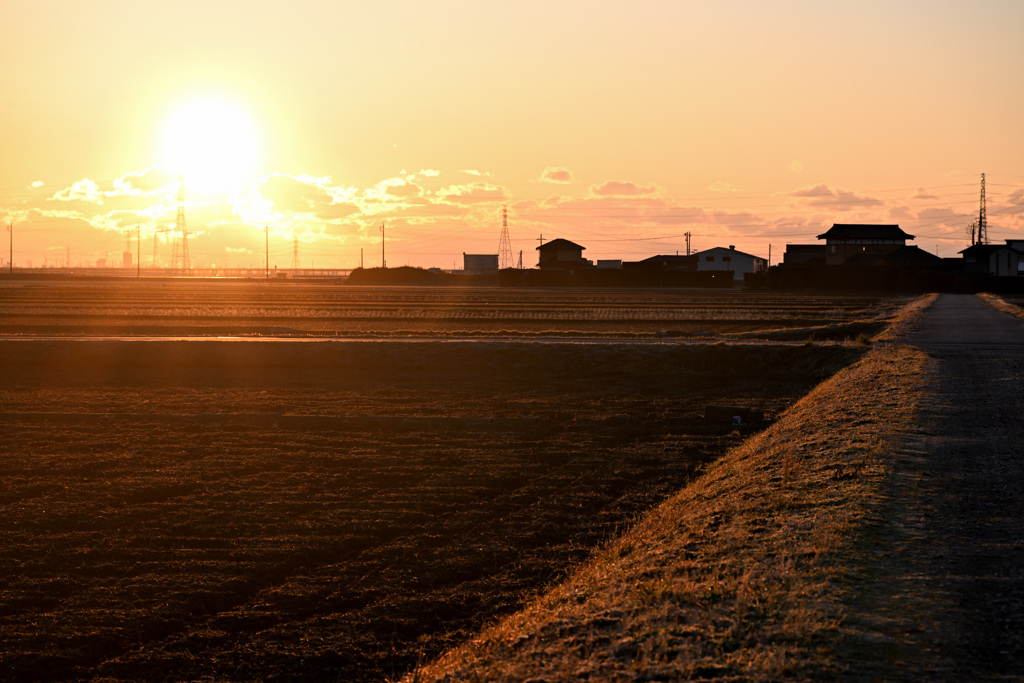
[463,253,499,274]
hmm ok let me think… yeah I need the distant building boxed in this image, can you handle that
[863,245,942,267]
[122,251,133,269]
[782,244,826,266]
[463,253,499,274]
[596,259,622,269]
[623,254,697,271]
[692,246,766,281]
[536,239,590,271]
[960,243,1022,277]
[816,224,914,266]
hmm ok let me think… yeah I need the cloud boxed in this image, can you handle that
[1000,189,1024,215]
[787,184,882,210]
[436,182,510,205]
[253,174,359,220]
[31,180,43,188]
[889,206,916,221]
[590,180,660,198]
[915,206,974,229]
[789,160,804,172]
[461,169,482,177]
[225,247,252,254]
[707,181,739,193]
[384,179,424,198]
[911,187,938,200]
[50,179,102,203]
[110,168,176,197]
[539,167,574,184]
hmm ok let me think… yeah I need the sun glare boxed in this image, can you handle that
[162,99,260,195]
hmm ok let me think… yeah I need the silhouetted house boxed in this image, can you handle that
[536,239,590,270]
[693,246,766,281]
[622,254,697,271]
[463,253,499,274]
[817,224,914,265]
[1005,241,1024,274]
[879,245,942,267]
[782,244,826,266]
[844,245,941,267]
[960,243,1022,277]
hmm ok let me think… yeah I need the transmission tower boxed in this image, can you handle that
[498,205,513,269]
[977,172,987,245]
[291,236,300,269]
[170,175,190,273]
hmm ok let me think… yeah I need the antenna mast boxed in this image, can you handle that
[498,206,513,269]
[171,175,190,273]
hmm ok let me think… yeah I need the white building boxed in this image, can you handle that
[693,246,767,281]
[462,253,499,274]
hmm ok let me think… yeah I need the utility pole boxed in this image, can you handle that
[265,225,269,279]
[291,236,300,270]
[136,225,141,278]
[360,248,364,269]
[685,231,692,256]
[7,222,12,274]
[381,221,386,268]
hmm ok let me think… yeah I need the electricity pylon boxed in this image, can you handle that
[170,175,190,273]
[498,206,513,269]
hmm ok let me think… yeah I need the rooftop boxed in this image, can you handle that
[816,224,915,241]
[537,239,586,251]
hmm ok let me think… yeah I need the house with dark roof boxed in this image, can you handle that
[816,224,915,265]
[960,243,1022,277]
[536,239,591,271]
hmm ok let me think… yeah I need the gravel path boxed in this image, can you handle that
[860,294,1024,679]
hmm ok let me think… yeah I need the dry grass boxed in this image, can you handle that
[403,296,935,682]
[977,292,1024,320]
[870,292,937,342]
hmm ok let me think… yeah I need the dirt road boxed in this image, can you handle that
[857,294,1024,678]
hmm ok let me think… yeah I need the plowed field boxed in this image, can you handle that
[0,280,890,681]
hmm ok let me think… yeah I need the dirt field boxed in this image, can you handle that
[0,279,903,339]
[0,280,900,681]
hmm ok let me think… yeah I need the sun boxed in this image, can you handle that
[162,99,260,195]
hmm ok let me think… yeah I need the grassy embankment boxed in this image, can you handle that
[404,295,935,682]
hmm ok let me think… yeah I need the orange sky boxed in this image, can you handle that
[2,1,1023,269]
